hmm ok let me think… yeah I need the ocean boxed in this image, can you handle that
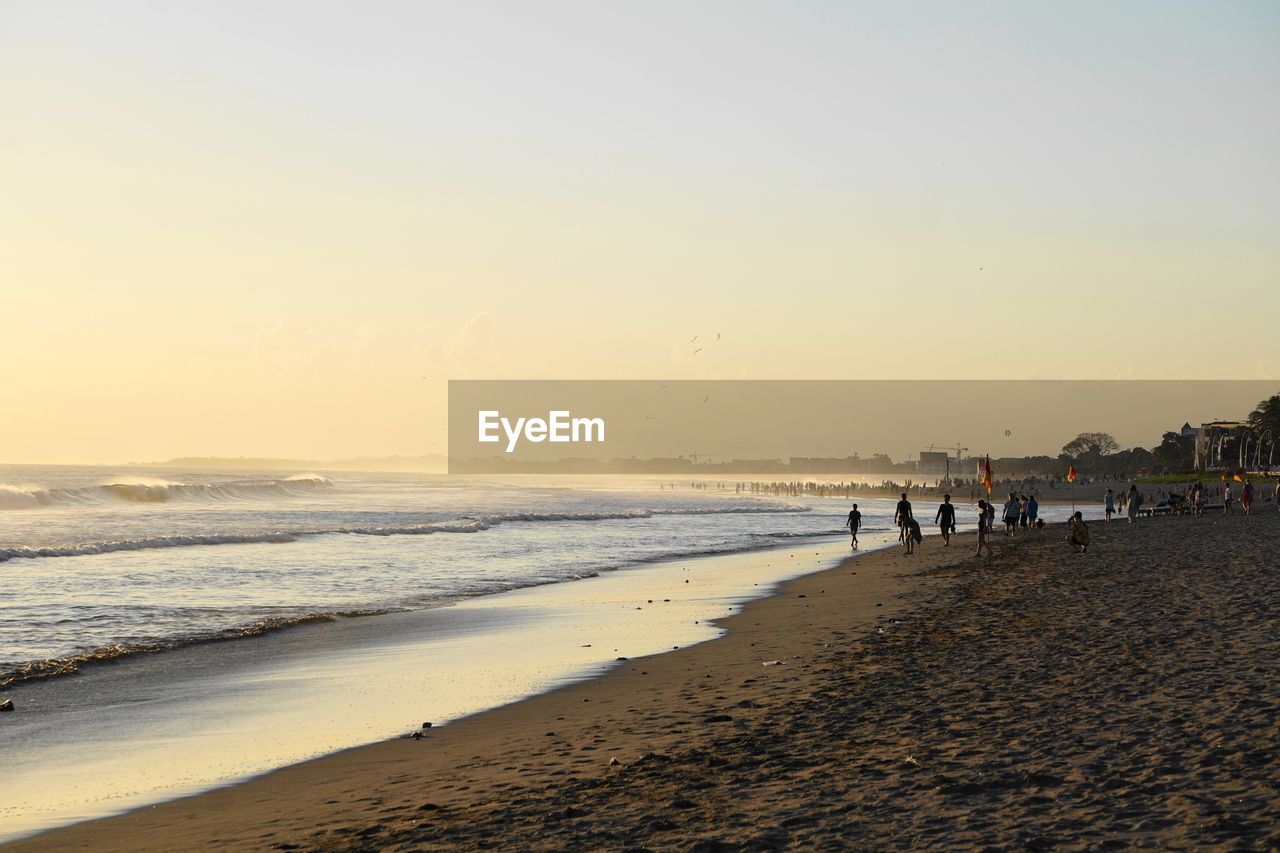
[0,466,1085,841]
[0,467,858,682]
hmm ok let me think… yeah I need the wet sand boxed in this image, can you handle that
[9,509,1279,851]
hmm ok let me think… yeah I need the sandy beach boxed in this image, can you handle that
[9,507,1279,852]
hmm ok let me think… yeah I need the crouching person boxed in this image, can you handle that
[1067,511,1090,553]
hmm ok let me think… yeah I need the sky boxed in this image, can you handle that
[1,1,1277,463]
[448,380,1277,463]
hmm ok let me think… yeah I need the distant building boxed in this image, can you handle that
[1194,421,1248,470]
[787,456,859,473]
[918,451,950,478]
[1180,422,1197,439]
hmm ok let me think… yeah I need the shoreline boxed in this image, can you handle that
[10,510,1280,851]
[3,533,938,851]
[0,532,901,845]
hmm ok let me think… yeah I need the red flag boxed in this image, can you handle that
[1067,465,1078,483]
[1233,473,1243,482]
[982,455,993,494]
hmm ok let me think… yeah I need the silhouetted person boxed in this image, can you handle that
[1068,511,1090,553]
[975,499,993,558]
[1126,484,1141,523]
[935,494,956,546]
[845,503,861,548]
[1002,493,1019,535]
[904,516,920,555]
[895,492,913,544]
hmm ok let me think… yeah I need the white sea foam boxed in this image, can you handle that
[0,505,807,561]
[0,476,334,510]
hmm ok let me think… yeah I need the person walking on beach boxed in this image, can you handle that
[1018,494,1029,530]
[845,504,861,548]
[974,499,993,558]
[1104,488,1115,522]
[1067,511,1090,553]
[1126,485,1141,524]
[1241,480,1254,515]
[1002,493,1020,536]
[895,492,913,543]
[1223,483,1234,515]
[934,494,956,546]
[1026,494,1039,529]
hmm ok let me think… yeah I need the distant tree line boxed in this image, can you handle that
[1048,390,1280,479]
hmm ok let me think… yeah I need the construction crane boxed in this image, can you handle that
[926,443,969,458]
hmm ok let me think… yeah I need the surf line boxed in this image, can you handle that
[477,410,606,453]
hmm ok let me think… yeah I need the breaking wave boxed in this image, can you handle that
[0,505,810,562]
[0,476,334,510]
[0,608,392,690]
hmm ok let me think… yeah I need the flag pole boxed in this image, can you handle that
[980,454,993,563]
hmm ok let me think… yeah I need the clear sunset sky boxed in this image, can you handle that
[2,1,1276,463]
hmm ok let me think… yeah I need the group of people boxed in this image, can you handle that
[843,476,1278,560]
[843,491,1083,559]
[1216,480,1260,515]
[1102,485,1146,523]
[1103,479,1273,520]
[999,492,1040,534]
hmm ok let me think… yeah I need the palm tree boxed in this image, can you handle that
[1248,393,1280,469]
[1249,394,1280,433]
